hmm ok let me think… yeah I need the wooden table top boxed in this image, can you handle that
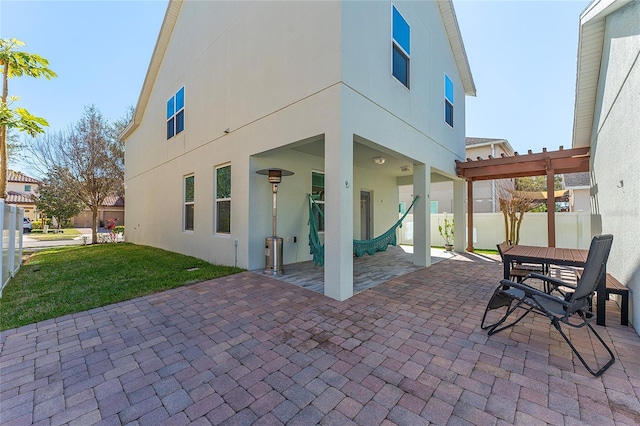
[504,245,589,265]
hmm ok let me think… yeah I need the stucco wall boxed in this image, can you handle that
[591,0,640,330]
[399,211,592,250]
[341,1,466,161]
[570,188,591,212]
[125,1,468,273]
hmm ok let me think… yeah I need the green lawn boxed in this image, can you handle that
[0,243,243,331]
[27,228,82,241]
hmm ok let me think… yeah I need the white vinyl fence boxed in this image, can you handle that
[399,212,592,250]
[1,199,24,297]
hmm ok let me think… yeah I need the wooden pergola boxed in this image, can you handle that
[456,146,590,251]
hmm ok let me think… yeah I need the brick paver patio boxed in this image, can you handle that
[1,253,639,425]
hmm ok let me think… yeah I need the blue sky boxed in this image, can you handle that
[3,0,589,173]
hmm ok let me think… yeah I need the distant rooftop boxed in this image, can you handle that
[465,137,514,156]
[103,194,125,208]
[6,191,34,205]
[564,172,590,188]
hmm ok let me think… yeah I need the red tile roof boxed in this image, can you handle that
[7,191,35,205]
[102,194,125,207]
[8,170,40,184]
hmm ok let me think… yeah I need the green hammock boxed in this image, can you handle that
[308,194,419,267]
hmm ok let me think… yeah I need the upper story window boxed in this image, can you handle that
[445,75,454,127]
[24,185,31,192]
[167,87,185,139]
[392,5,410,88]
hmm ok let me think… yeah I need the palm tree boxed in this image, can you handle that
[0,38,56,198]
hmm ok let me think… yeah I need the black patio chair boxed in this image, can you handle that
[482,234,615,376]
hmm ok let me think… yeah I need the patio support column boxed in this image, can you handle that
[324,130,354,301]
[466,179,474,252]
[546,166,556,247]
[453,178,465,252]
[413,163,431,267]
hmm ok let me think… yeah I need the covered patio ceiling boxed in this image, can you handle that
[455,146,590,249]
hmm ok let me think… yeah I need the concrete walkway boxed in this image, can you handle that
[1,253,639,425]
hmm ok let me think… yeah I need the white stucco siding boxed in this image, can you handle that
[590,0,640,329]
[224,1,342,137]
[341,0,466,164]
[126,83,343,270]
[126,1,342,175]
[340,85,462,182]
[593,1,640,133]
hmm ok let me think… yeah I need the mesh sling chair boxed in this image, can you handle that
[481,234,615,376]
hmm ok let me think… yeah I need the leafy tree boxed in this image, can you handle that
[496,182,538,245]
[25,105,123,244]
[111,106,132,184]
[515,175,563,191]
[32,167,84,230]
[515,175,564,212]
[0,38,56,198]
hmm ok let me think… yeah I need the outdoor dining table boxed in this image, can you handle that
[502,245,607,326]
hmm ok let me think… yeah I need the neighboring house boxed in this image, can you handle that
[400,137,515,213]
[572,0,639,330]
[563,172,590,212]
[6,170,40,221]
[123,0,475,300]
[71,195,125,228]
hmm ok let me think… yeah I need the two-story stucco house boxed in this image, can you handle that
[572,0,639,330]
[7,170,40,222]
[123,0,475,300]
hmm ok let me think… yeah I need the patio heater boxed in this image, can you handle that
[256,168,294,275]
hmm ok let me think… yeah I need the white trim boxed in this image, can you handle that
[444,73,454,128]
[391,4,411,89]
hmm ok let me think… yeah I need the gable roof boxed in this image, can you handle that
[123,0,476,139]
[572,0,633,148]
[8,170,40,184]
[465,137,515,156]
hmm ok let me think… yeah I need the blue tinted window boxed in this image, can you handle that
[176,87,184,111]
[176,110,184,134]
[167,97,174,119]
[167,87,185,139]
[445,75,454,103]
[167,117,175,139]
[445,101,453,127]
[392,6,410,55]
[445,75,453,127]
[393,45,409,87]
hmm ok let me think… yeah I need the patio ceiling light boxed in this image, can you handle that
[373,157,386,165]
